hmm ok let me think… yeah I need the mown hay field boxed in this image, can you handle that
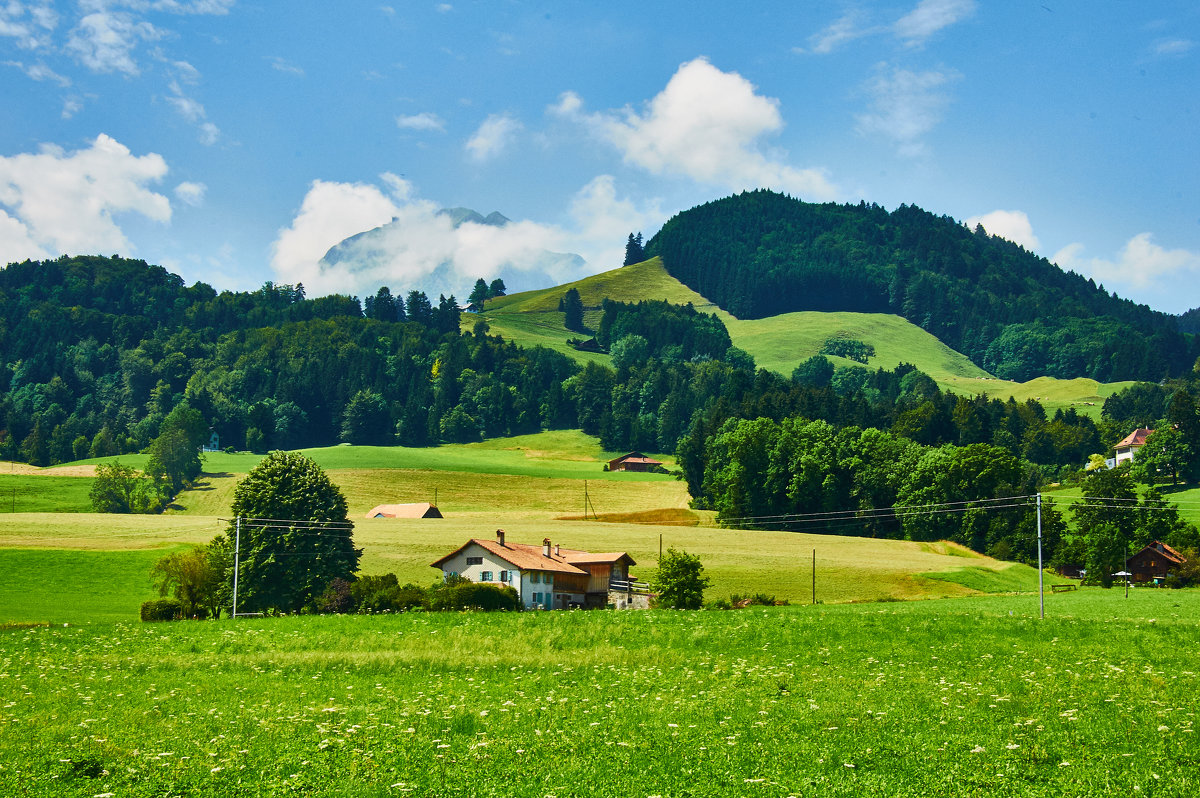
[1,590,1196,797]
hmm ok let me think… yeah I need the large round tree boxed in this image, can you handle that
[222,451,360,613]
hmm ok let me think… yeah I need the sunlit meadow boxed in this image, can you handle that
[1,590,1196,797]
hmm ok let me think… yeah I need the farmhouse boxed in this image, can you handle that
[365,502,443,519]
[608,451,664,472]
[1113,428,1153,466]
[1127,540,1187,584]
[430,530,648,609]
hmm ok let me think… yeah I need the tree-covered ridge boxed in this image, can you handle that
[646,190,1198,382]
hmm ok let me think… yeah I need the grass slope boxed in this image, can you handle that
[2,592,1197,797]
[473,259,1125,418]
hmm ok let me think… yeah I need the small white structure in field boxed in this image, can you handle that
[431,529,647,610]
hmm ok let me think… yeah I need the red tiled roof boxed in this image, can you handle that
[1115,428,1154,449]
[430,539,587,575]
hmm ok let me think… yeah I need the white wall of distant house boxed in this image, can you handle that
[437,542,556,609]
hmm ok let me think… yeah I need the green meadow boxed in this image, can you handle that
[0,429,1045,625]
[472,259,1128,419]
[0,473,96,513]
[1,591,1196,797]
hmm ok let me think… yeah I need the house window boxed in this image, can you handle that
[530,572,540,584]
[466,556,483,566]
[500,570,510,583]
[533,592,542,604]
[480,571,493,582]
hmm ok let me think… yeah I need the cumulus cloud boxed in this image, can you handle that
[964,209,1040,251]
[0,133,171,262]
[465,113,521,161]
[1054,235,1200,310]
[894,0,976,46]
[558,58,838,200]
[174,180,206,206]
[269,174,661,297]
[856,63,958,156]
[396,112,446,132]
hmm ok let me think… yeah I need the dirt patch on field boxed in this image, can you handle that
[0,462,97,476]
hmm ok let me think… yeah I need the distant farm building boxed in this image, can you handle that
[1113,428,1153,466]
[431,529,649,610]
[365,502,443,519]
[608,451,664,472]
[1128,540,1187,584]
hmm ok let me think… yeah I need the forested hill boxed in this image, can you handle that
[646,190,1198,382]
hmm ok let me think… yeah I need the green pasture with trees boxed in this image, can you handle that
[1,592,1197,797]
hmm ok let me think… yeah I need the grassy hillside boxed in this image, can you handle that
[472,259,1126,418]
[2,593,1196,797]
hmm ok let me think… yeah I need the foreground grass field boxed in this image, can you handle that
[1,591,1195,797]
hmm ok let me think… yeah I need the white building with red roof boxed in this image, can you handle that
[431,530,645,609]
[1114,427,1154,466]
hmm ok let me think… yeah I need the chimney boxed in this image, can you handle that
[555,543,560,557]
[496,529,506,547]
[543,538,552,557]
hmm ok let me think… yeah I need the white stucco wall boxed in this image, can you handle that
[438,542,556,609]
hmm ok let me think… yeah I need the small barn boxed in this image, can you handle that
[1128,540,1187,584]
[365,502,443,519]
[607,451,664,472]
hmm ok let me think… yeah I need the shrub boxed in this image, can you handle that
[140,598,183,622]
[315,578,355,614]
[428,581,520,611]
[651,548,710,610]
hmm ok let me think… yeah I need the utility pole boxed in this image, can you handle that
[232,516,241,619]
[1036,493,1044,619]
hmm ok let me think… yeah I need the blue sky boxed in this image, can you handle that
[2,1,1199,312]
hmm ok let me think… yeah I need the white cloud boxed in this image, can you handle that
[1154,38,1194,56]
[894,0,976,47]
[435,3,453,13]
[61,96,84,119]
[66,10,162,75]
[174,180,206,206]
[5,60,71,85]
[396,112,446,132]
[0,133,171,262]
[0,208,50,264]
[1054,234,1200,301]
[562,58,838,200]
[270,179,406,293]
[268,55,304,76]
[166,80,220,144]
[801,11,872,55]
[856,63,957,157]
[270,174,661,297]
[965,210,1040,251]
[0,1,57,49]
[465,113,521,161]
